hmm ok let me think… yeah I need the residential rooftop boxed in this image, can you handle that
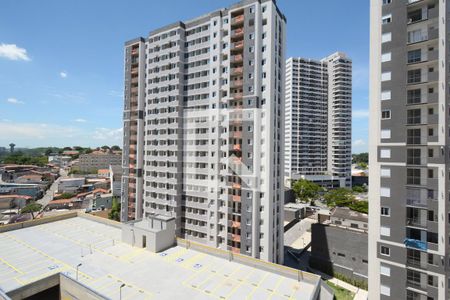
[0,213,324,299]
[331,207,368,223]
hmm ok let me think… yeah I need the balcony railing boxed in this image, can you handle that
[231,67,243,75]
[406,217,427,227]
[231,15,244,25]
[404,238,427,251]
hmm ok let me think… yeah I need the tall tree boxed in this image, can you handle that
[21,202,43,219]
[292,179,322,204]
[108,197,121,221]
[324,188,355,207]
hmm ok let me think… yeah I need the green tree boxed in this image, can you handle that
[101,145,110,151]
[324,188,355,207]
[352,152,368,164]
[352,185,367,193]
[357,162,368,169]
[55,193,75,199]
[45,148,53,156]
[111,145,121,151]
[349,201,368,214]
[292,179,322,204]
[21,202,43,219]
[108,197,121,221]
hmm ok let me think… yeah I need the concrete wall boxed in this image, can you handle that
[6,273,60,300]
[0,212,78,233]
[310,223,368,283]
[59,273,108,300]
[121,217,176,253]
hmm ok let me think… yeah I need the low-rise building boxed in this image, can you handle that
[77,153,121,173]
[109,165,122,197]
[57,178,85,194]
[48,154,71,168]
[310,207,368,284]
[0,213,331,300]
[97,169,110,178]
[0,183,43,200]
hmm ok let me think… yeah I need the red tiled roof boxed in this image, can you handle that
[0,195,32,200]
[49,198,74,204]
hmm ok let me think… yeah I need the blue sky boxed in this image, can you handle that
[0,0,369,152]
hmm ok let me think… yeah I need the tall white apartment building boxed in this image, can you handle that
[121,0,286,263]
[370,0,449,299]
[285,53,352,188]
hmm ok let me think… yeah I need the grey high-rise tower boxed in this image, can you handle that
[122,0,286,263]
[285,53,352,188]
[369,0,449,299]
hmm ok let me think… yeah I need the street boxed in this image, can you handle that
[37,168,67,208]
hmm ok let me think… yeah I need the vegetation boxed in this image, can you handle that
[326,281,354,300]
[68,169,94,175]
[348,201,368,214]
[326,281,353,300]
[333,273,368,290]
[54,193,75,200]
[352,152,368,164]
[324,188,355,207]
[292,179,323,204]
[356,162,368,169]
[324,188,368,214]
[111,145,121,151]
[108,197,121,221]
[352,185,367,193]
[21,202,43,219]
[1,152,48,166]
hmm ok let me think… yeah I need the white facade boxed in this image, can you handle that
[285,53,352,188]
[122,0,286,263]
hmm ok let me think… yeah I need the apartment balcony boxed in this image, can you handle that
[232,182,241,189]
[406,192,428,208]
[131,48,138,55]
[231,41,244,52]
[131,68,138,75]
[231,221,241,228]
[231,54,243,64]
[128,202,135,209]
[231,92,243,99]
[131,87,138,94]
[230,119,243,127]
[232,144,241,151]
[231,234,241,243]
[232,131,242,138]
[232,195,241,202]
[231,28,244,40]
[230,79,243,88]
[231,15,244,26]
[406,217,427,228]
[404,238,427,251]
[128,192,136,198]
[231,247,240,254]
[231,67,243,75]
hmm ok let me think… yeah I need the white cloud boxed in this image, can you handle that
[0,122,79,141]
[353,139,366,147]
[60,71,68,78]
[74,118,87,123]
[353,109,369,118]
[0,43,31,61]
[93,127,123,141]
[6,98,24,105]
